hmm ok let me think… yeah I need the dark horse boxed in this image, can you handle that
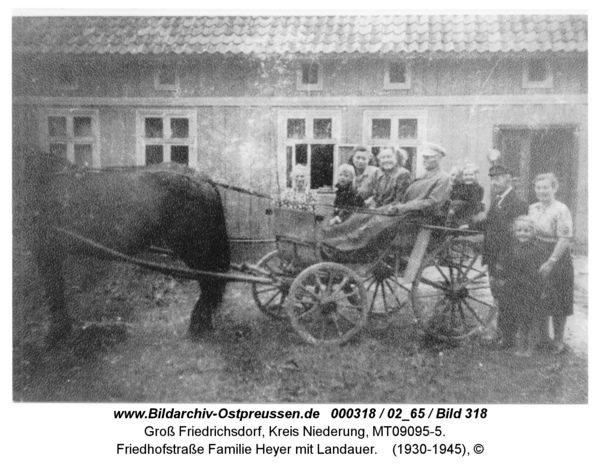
[23,151,230,345]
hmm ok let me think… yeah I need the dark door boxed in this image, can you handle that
[529,127,576,210]
[495,126,577,212]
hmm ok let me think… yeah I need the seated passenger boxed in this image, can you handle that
[366,146,411,209]
[385,142,451,220]
[330,164,365,226]
[446,163,485,226]
[350,146,380,201]
[322,143,450,256]
[279,164,317,211]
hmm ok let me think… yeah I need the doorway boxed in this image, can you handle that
[495,125,577,211]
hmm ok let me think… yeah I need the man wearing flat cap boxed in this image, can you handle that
[387,142,450,217]
[468,162,528,348]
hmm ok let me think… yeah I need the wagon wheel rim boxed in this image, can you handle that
[286,262,368,346]
[411,238,496,341]
[252,250,294,320]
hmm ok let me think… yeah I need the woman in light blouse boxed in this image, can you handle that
[528,173,574,354]
[279,164,317,211]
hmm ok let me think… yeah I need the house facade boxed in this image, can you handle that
[13,15,588,247]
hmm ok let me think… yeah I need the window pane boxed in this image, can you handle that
[302,63,319,84]
[287,119,306,139]
[73,117,92,138]
[389,62,407,84]
[171,118,189,138]
[48,116,67,138]
[310,144,334,189]
[49,143,67,159]
[74,144,93,167]
[171,146,189,165]
[398,119,418,139]
[372,119,391,139]
[313,119,332,139]
[286,146,293,188]
[145,145,164,165]
[295,144,308,166]
[528,60,547,82]
[158,66,177,86]
[145,118,163,138]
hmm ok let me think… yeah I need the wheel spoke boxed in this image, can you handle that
[461,299,488,327]
[254,286,281,295]
[456,270,489,290]
[384,280,409,309]
[295,302,319,320]
[381,281,389,313]
[464,293,495,309]
[298,284,321,301]
[368,281,381,314]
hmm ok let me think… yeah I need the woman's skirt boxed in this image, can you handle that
[540,241,574,318]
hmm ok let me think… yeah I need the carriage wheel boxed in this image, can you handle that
[252,250,295,320]
[411,237,496,341]
[286,262,368,346]
[363,252,411,322]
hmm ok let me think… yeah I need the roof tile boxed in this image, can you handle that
[13,15,587,56]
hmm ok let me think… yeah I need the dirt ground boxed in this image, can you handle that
[12,246,588,403]
[566,256,588,356]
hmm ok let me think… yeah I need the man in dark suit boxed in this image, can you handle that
[470,164,528,348]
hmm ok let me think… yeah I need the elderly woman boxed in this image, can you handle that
[528,173,574,354]
[350,146,380,201]
[367,146,411,209]
[279,164,317,211]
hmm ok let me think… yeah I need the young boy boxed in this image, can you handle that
[447,163,484,226]
[496,216,548,357]
[329,164,365,226]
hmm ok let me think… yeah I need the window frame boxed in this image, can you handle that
[522,58,554,89]
[296,61,324,91]
[135,110,197,168]
[277,109,341,191]
[39,108,100,167]
[363,110,428,177]
[383,60,412,90]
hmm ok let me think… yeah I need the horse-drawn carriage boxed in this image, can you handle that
[250,207,496,345]
[25,155,496,347]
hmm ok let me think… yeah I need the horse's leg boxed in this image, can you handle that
[189,277,227,337]
[35,245,72,346]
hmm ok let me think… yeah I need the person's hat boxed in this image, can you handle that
[488,164,511,177]
[422,142,447,157]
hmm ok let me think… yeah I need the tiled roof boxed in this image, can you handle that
[12,15,587,56]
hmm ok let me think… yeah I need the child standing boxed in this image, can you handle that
[447,163,484,226]
[496,216,548,357]
[329,164,365,226]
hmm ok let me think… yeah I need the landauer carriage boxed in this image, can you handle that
[250,207,496,346]
[54,182,496,347]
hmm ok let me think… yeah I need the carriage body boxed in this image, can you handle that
[251,207,495,345]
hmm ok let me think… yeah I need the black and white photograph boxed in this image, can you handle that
[11,9,589,410]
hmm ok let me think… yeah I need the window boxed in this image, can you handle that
[297,62,323,91]
[384,61,412,90]
[136,111,197,168]
[522,59,553,89]
[41,110,99,167]
[154,64,180,91]
[278,111,341,190]
[363,110,427,176]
